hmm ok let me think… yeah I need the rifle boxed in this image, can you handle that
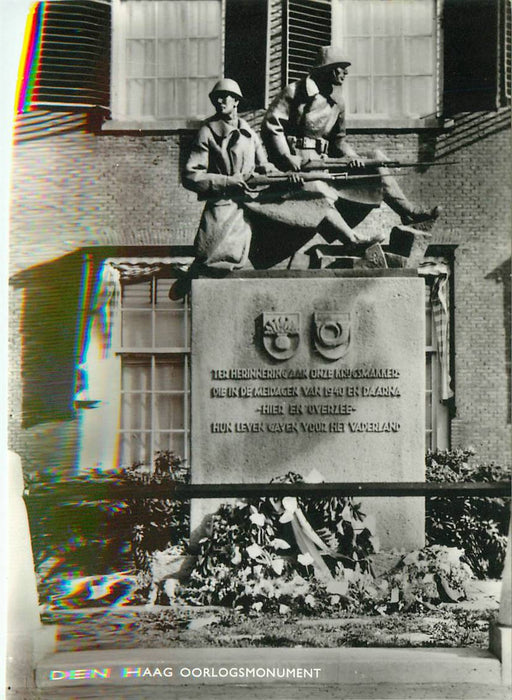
[244,170,404,189]
[300,158,457,172]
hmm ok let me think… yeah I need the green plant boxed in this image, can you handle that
[426,449,510,578]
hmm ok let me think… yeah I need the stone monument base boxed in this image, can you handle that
[191,271,426,551]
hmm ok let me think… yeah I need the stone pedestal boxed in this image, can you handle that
[191,271,425,550]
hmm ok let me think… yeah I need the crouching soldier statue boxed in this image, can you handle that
[258,45,440,245]
[170,79,277,299]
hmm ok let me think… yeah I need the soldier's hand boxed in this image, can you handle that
[283,154,303,172]
[287,173,304,186]
[227,174,250,193]
[347,157,365,169]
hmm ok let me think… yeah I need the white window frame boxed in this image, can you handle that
[116,271,191,468]
[332,0,442,128]
[107,0,226,131]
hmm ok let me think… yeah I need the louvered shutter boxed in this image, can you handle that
[499,0,511,105]
[285,0,331,84]
[224,0,268,111]
[443,0,508,114]
[18,0,110,113]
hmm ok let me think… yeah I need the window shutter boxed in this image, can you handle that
[18,0,111,113]
[224,0,269,111]
[499,0,511,105]
[443,0,503,114]
[285,0,332,84]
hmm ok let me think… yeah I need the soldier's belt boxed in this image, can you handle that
[287,136,328,153]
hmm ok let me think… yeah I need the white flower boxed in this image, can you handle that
[279,604,290,614]
[305,594,316,607]
[246,543,263,559]
[297,553,314,567]
[231,546,242,565]
[271,558,285,575]
[270,538,291,550]
[249,511,266,527]
[330,595,340,605]
[252,601,263,612]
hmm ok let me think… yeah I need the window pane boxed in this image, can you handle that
[345,38,371,75]
[154,311,186,346]
[126,78,155,117]
[120,432,151,466]
[154,432,185,457]
[122,359,151,391]
[157,39,187,78]
[404,37,434,75]
[121,392,151,430]
[405,76,435,117]
[347,77,372,114]
[426,353,433,391]
[155,358,185,391]
[373,77,402,115]
[374,38,403,76]
[373,0,402,36]
[425,394,432,431]
[123,281,152,307]
[403,0,433,35]
[126,0,155,38]
[155,395,185,430]
[122,310,152,346]
[341,0,369,35]
[155,279,184,307]
[127,39,156,78]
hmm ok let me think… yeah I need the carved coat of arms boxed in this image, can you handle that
[262,313,300,360]
[313,311,351,360]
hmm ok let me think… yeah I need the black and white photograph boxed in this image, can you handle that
[3,0,512,698]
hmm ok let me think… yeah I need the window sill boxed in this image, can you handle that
[347,115,453,131]
[101,115,454,133]
[101,117,205,132]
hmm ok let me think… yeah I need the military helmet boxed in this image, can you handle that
[209,78,244,101]
[313,46,351,71]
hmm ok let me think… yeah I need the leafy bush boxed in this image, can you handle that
[28,451,190,605]
[426,449,510,578]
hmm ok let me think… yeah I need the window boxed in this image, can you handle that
[118,274,191,466]
[332,0,438,123]
[111,0,223,125]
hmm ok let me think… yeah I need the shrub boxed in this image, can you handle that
[425,449,510,578]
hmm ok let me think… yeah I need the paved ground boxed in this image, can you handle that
[6,682,512,699]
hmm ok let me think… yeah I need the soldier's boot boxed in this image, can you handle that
[381,173,441,225]
[319,210,386,246]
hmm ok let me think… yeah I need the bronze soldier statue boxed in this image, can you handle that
[259,45,440,244]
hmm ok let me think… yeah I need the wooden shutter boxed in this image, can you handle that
[443,0,507,114]
[285,0,331,84]
[499,0,511,105]
[18,0,111,113]
[224,0,269,111]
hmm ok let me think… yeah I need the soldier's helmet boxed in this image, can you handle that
[209,79,244,102]
[313,46,351,71]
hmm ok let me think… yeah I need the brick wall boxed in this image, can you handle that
[9,106,512,468]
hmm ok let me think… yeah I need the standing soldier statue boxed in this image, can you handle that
[170,79,278,299]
